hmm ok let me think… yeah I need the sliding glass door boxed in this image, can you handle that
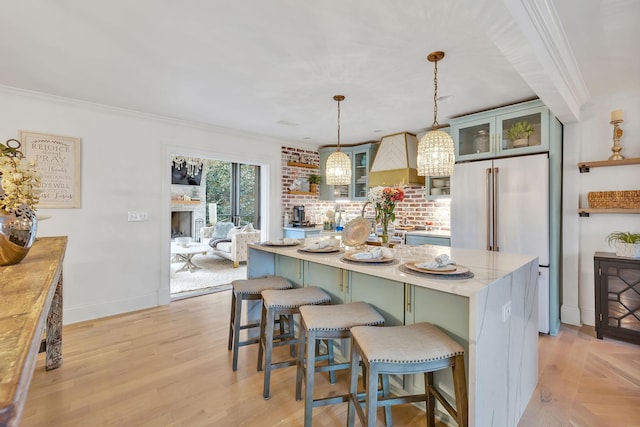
[205,161,261,227]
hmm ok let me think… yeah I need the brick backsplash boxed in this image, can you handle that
[280,146,450,231]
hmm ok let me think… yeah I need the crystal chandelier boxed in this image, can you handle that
[325,95,352,185]
[417,51,455,177]
[172,155,203,177]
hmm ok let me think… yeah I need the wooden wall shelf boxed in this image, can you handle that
[171,200,202,204]
[287,161,318,169]
[578,208,640,217]
[577,157,640,173]
[288,190,318,196]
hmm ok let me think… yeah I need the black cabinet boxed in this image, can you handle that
[594,252,640,345]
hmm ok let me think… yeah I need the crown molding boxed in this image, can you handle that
[519,0,590,106]
[0,84,309,147]
[500,0,590,123]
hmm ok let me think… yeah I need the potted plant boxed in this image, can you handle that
[308,174,321,193]
[607,231,640,258]
[506,121,534,148]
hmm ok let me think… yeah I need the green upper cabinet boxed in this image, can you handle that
[451,99,551,162]
[318,142,378,201]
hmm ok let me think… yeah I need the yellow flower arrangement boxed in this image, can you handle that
[0,139,41,213]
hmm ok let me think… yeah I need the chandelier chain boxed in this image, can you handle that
[432,59,439,129]
[337,98,341,151]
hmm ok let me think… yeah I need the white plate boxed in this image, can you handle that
[342,253,395,264]
[263,240,300,247]
[298,247,341,253]
[404,261,469,275]
[341,217,371,246]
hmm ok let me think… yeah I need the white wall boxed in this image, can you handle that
[562,88,640,326]
[0,87,307,324]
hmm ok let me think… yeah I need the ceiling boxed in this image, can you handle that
[0,0,638,146]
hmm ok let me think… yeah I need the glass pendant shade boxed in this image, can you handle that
[417,129,455,176]
[416,51,454,177]
[325,94,352,185]
[325,151,352,185]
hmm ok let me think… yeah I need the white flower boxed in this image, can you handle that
[367,186,385,203]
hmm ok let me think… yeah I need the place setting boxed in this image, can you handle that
[261,238,301,247]
[400,254,474,279]
[340,246,398,265]
[297,237,343,254]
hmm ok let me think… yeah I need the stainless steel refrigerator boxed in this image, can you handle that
[451,153,550,333]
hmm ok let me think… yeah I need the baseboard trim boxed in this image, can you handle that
[580,307,596,327]
[64,292,159,325]
[560,304,582,326]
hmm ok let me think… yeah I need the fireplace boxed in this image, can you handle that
[171,211,193,238]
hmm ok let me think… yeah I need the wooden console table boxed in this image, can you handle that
[0,236,67,427]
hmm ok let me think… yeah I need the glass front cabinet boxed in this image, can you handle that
[319,142,378,201]
[451,99,550,162]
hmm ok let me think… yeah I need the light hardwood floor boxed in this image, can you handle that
[22,291,640,427]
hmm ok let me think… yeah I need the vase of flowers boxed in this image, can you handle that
[368,186,404,245]
[0,139,41,266]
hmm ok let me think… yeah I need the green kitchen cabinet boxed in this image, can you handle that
[303,261,347,304]
[319,142,378,201]
[349,271,405,326]
[274,254,303,287]
[451,99,551,162]
[403,284,470,400]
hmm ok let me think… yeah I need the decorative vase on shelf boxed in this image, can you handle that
[473,130,490,153]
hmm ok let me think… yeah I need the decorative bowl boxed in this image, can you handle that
[175,237,192,247]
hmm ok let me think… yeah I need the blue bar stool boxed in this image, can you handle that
[348,322,468,427]
[258,286,331,399]
[296,301,390,427]
[228,276,292,371]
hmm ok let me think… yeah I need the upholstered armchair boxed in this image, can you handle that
[200,223,261,268]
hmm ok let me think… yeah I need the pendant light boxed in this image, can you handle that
[417,51,455,177]
[325,95,352,185]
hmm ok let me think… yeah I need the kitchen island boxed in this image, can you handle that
[248,242,539,427]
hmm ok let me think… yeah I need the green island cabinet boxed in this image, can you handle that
[292,255,405,326]
[451,99,551,162]
[269,253,405,362]
[402,285,470,402]
[247,244,540,426]
[318,142,378,201]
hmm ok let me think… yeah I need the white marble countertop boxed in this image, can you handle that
[249,242,536,298]
[404,229,451,238]
[282,226,323,231]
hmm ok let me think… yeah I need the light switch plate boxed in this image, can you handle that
[127,211,148,222]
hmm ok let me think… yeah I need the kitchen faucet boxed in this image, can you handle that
[361,201,371,217]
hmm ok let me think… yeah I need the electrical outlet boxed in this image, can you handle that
[502,301,512,322]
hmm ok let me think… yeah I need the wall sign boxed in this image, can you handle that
[20,130,81,209]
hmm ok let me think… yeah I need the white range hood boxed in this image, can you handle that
[368,132,425,187]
